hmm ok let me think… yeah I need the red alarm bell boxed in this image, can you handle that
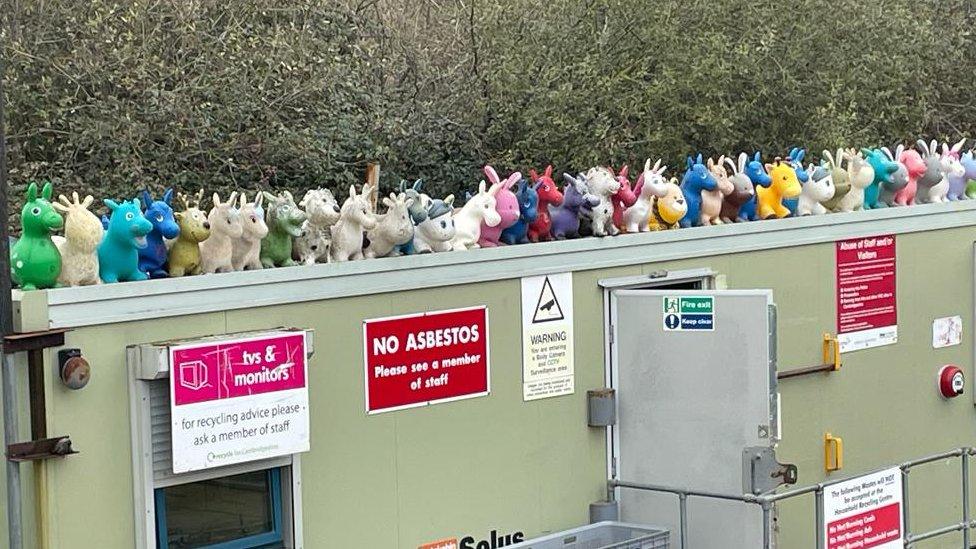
[938,365,964,398]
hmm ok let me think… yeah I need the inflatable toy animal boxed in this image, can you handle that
[198,192,242,274]
[294,188,340,264]
[914,139,947,204]
[679,154,717,227]
[500,179,539,245]
[365,192,415,258]
[623,159,669,232]
[648,178,687,231]
[797,164,835,216]
[260,191,306,267]
[399,179,432,211]
[580,167,620,237]
[137,189,179,278]
[891,145,927,206]
[11,182,63,290]
[942,139,969,201]
[960,151,976,200]
[821,149,851,211]
[331,184,377,261]
[782,148,809,215]
[874,146,909,207]
[478,166,522,247]
[527,165,563,242]
[450,180,500,251]
[232,192,268,271]
[51,192,102,286]
[168,190,211,277]
[414,195,456,253]
[702,156,734,224]
[756,158,801,219]
[98,197,153,283]
[861,148,900,209]
[738,152,773,221]
[720,154,755,223]
[833,149,874,212]
[551,173,599,239]
[609,165,638,230]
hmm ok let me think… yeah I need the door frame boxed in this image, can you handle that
[598,268,718,481]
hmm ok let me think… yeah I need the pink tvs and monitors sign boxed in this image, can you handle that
[168,331,310,473]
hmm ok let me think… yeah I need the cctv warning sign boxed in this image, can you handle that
[521,273,575,401]
[363,307,489,414]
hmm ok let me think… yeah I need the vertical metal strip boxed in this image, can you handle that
[962,452,971,548]
[902,469,911,544]
[678,492,688,549]
[3,354,22,549]
[815,488,825,549]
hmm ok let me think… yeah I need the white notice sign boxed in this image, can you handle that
[520,273,574,401]
[823,467,903,549]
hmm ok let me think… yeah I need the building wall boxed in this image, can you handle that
[2,225,973,548]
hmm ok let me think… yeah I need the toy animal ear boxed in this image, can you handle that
[505,172,522,188]
[227,191,239,207]
[860,147,872,157]
[737,152,747,172]
[261,191,276,204]
[41,182,53,201]
[620,165,629,178]
[895,144,904,160]
[953,138,966,153]
[764,163,773,172]
[643,159,651,173]
[348,185,357,199]
[444,194,455,206]
[413,179,423,192]
[695,153,703,165]
[212,193,222,207]
[797,150,805,162]
[685,156,693,170]
[140,190,152,207]
[822,150,834,167]
[483,165,500,185]
[26,182,38,201]
[753,152,761,163]
[544,165,552,178]
[162,189,174,205]
[562,173,576,186]
[174,211,184,221]
[706,157,715,169]
[529,169,539,182]
[283,190,294,203]
[238,193,247,208]
[255,193,265,209]
[916,139,929,155]
[478,180,487,194]
[104,199,120,211]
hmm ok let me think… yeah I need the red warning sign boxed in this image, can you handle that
[363,307,489,414]
[824,467,903,549]
[836,235,897,352]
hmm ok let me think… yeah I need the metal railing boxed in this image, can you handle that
[608,446,976,549]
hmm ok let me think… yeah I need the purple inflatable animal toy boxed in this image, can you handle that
[477,166,521,247]
[551,173,599,239]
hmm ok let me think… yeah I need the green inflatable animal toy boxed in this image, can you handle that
[10,181,63,290]
[260,191,307,268]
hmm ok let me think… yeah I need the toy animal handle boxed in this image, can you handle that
[483,165,501,186]
[503,172,522,189]
[724,157,739,175]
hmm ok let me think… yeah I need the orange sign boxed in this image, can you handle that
[419,539,459,549]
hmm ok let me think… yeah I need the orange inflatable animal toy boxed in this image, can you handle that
[756,158,801,219]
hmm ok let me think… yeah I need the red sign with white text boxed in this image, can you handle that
[836,235,897,352]
[363,307,489,414]
[826,503,901,549]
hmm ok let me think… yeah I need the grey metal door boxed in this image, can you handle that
[610,289,777,548]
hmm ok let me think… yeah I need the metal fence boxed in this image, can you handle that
[608,446,976,549]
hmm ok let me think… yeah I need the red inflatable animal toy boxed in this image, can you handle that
[527,165,564,242]
[609,165,638,229]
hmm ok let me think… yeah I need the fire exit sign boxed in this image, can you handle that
[663,296,715,331]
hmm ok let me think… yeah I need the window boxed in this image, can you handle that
[155,468,284,549]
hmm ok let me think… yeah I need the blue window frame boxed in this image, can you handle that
[155,468,284,549]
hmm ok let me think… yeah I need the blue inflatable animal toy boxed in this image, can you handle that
[783,148,809,215]
[679,153,717,228]
[737,152,773,221]
[137,189,180,278]
[500,178,539,245]
[861,148,900,209]
[97,198,154,283]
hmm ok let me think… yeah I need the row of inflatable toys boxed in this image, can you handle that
[8,139,975,290]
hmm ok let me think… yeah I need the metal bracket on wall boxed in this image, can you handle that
[587,389,616,427]
[7,436,77,462]
[776,333,841,380]
[742,446,798,495]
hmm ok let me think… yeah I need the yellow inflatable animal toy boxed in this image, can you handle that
[167,190,212,277]
[756,158,801,219]
[647,177,688,231]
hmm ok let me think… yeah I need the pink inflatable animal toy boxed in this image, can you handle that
[609,165,638,229]
[526,165,563,242]
[477,165,522,247]
[891,145,928,206]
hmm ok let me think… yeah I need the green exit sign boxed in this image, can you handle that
[680,297,713,314]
